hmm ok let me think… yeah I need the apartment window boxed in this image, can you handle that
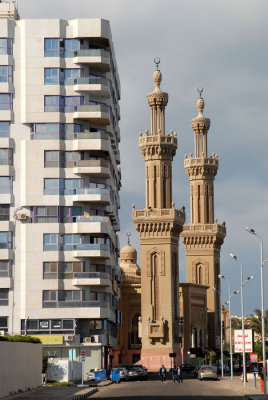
[63,234,81,250]
[44,38,60,57]
[0,261,10,277]
[64,96,84,112]
[44,178,82,195]
[0,289,8,305]
[43,234,58,251]
[31,123,60,140]
[0,149,12,165]
[64,39,80,57]
[0,66,13,83]
[0,122,9,138]
[0,205,9,221]
[44,95,61,112]
[58,290,82,302]
[43,290,57,302]
[64,178,81,191]
[33,206,58,223]
[44,68,60,85]
[0,177,12,193]
[64,68,83,84]
[0,94,12,110]
[0,316,8,331]
[0,232,12,249]
[43,262,57,279]
[63,123,82,139]
[44,151,61,167]
[0,38,12,55]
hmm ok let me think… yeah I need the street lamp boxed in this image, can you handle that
[212,286,224,378]
[218,274,239,380]
[244,226,267,395]
[229,253,254,386]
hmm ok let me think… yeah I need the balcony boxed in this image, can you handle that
[72,272,110,287]
[73,49,110,72]
[74,243,110,259]
[73,159,110,176]
[43,300,110,309]
[73,104,110,125]
[73,188,111,204]
[73,77,110,98]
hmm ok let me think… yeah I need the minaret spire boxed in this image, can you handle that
[181,91,226,349]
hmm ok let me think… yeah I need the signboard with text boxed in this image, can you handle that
[250,353,258,362]
[234,329,253,353]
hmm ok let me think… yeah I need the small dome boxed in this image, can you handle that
[120,245,137,264]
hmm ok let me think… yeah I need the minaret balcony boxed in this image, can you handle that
[184,155,218,168]
[132,205,185,224]
[181,222,226,244]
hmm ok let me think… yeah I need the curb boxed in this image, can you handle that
[71,388,98,400]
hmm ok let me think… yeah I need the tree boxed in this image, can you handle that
[42,354,48,374]
[245,308,268,339]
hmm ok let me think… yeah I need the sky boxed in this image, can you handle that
[18,0,268,316]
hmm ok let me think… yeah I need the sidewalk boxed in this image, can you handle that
[1,381,112,400]
[218,375,268,400]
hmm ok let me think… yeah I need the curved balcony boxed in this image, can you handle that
[73,159,110,176]
[73,77,110,98]
[72,272,110,287]
[73,49,111,72]
[73,188,111,204]
[73,104,110,125]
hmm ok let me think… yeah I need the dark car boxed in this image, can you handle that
[180,363,196,378]
[128,366,148,381]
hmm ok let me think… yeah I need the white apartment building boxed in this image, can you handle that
[0,2,121,373]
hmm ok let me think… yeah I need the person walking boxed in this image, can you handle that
[160,365,167,383]
[171,366,178,383]
[177,366,183,383]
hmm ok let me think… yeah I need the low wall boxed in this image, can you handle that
[47,360,82,382]
[0,341,42,398]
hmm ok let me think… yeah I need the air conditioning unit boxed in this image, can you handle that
[63,334,74,342]
[18,213,27,220]
[84,335,98,343]
[84,337,91,343]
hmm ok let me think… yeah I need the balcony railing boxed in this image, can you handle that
[74,216,110,223]
[44,188,110,196]
[43,300,109,308]
[74,104,109,113]
[73,272,110,280]
[74,49,110,59]
[44,243,109,252]
[73,77,109,87]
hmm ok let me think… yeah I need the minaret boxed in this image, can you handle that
[181,90,226,348]
[132,60,185,370]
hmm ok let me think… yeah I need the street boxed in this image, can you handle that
[91,378,245,400]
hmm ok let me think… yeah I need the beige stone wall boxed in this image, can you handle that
[0,342,42,398]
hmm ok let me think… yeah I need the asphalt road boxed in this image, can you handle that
[91,378,245,400]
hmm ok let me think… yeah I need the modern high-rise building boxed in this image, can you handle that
[0,1,121,373]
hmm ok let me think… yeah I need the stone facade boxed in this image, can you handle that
[181,94,226,348]
[132,63,185,370]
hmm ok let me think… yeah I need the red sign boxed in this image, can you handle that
[81,350,86,357]
[250,354,258,362]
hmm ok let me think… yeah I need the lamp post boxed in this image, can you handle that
[218,274,239,380]
[212,286,224,378]
[229,253,254,386]
[244,227,267,395]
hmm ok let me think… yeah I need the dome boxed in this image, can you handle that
[120,245,137,264]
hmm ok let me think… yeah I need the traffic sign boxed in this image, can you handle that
[81,350,86,357]
[81,356,85,362]
[250,353,258,362]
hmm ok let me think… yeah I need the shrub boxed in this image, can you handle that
[0,335,41,343]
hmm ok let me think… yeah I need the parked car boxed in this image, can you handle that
[120,364,133,371]
[88,369,95,381]
[128,366,148,380]
[180,363,196,378]
[197,365,218,381]
[110,367,129,382]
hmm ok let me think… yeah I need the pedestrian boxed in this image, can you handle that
[171,366,178,383]
[42,374,47,386]
[177,366,182,383]
[160,365,167,383]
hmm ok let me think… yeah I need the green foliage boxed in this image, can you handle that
[0,335,41,343]
[47,381,72,386]
[42,354,48,373]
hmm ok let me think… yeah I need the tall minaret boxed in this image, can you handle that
[132,60,185,370]
[181,90,226,348]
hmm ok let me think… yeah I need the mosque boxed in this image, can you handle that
[112,61,226,369]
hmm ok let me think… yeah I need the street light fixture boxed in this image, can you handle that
[212,286,224,378]
[218,274,239,380]
[229,253,254,386]
[244,226,267,395]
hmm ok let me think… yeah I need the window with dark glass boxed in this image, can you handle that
[0,122,9,138]
[0,260,10,277]
[44,95,61,112]
[44,38,60,57]
[0,289,8,305]
[43,261,57,279]
[44,151,61,167]
[44,68,60,84]
[0,316,8,330]
[0,66,13,82]
[0,94,12,110]
[0,38,12,55]
[0,149,12,165]
[0,232,12,249]
[64,96,84,112]
[0,205,9,221]
[64,68,83,84]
